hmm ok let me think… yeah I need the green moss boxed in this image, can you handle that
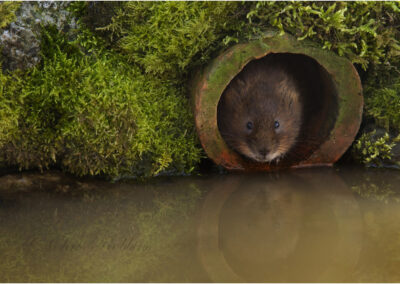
[105,2,400,80]
[0,26,202,178]
[247,2,400,70]
[364,79,400,132]
[72,2,124,48]
[0,2,20,66]
[103,2,249,80]
[0,69,21,151]
[352,77,400,168]
[0,2,20,29]
[352,130,400,167]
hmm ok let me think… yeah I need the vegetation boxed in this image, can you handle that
[364,80,400,132]
[101,1,249,81]
[0,2,20,29]
[0,69,21,150]
[0,2,21,151]
[1,1,400,177]
[0,26,201,177]
[352,78,400,168]
[247,2,400,70]
[353,130,400,167]
[102,2,400,77]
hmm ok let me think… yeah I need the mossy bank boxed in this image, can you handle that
[1,2,400,178]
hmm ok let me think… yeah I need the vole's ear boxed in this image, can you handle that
[278,77,300,108]
[236,78,247,90]
[231,78,247,96]
[227,76,246,95]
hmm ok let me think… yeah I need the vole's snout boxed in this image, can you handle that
[259,148,269,158]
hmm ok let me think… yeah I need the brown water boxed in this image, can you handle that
[0,167,400,282]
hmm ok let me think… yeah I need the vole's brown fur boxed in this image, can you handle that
[217,54,303,163]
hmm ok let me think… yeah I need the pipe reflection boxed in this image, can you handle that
[198,169,363,282]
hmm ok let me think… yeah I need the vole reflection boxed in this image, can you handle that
[198,169,363,282]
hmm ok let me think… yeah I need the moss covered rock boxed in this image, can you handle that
[0,1,78,71]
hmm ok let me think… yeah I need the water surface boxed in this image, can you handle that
[1,167,400,282]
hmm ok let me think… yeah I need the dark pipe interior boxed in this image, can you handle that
[217,53,339,166]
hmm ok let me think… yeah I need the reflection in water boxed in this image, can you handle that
[0,168,400,282]
[0,175,206,282]
[198,170,363,282]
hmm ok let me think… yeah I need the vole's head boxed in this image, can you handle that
[218,67,302,163]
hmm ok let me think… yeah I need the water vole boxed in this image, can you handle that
[217,54,303,163]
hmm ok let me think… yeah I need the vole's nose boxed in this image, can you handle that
[259,148,269,157]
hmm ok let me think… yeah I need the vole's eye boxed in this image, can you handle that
[274,121,280,129]
[246,121,253,130]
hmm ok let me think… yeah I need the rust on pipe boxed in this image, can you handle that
[191,33,363,171]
